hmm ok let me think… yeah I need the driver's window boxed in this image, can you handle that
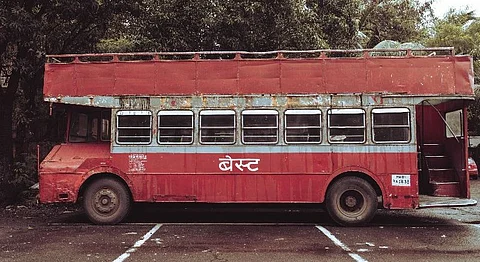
[69,112,104,142]
[69,113,89,142]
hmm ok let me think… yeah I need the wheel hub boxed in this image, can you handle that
[340,190,364,212]
[344,195,358,208]
[94,188,118,213]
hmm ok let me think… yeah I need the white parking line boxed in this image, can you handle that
[113,224,163,262]
[316,226,368,262]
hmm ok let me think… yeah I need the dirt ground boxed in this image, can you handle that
[0,189,79,227]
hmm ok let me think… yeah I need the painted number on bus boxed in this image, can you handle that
[129,153,147,172]
[391,174,411,187]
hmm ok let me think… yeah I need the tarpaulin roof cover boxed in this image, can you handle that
[44,48,474,99]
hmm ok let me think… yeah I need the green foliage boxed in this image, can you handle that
[358,0,434,48]
[425,10,478,54]
[468,88,480,135]
[309,0,361,49]
[97,38,136,53]
[213,0,327,51]
[12,157,37,189]
[424,10,480,134]
[0,0,141,204]
[99,0,432,52]
[102,0,329,52]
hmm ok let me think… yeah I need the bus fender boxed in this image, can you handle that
[74,166,133,203]
[321,166,387,205]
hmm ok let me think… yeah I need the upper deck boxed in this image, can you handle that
[44,48,474,103]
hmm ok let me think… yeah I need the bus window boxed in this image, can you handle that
[445,109,463,138]
[89,118,98,141]
[69,113,89,142]
[328,109,365,143]
[242,110,278,144]
[372,108,410,143]
[69,112,102,143]
[200,110,235,144]
[158,110,194,144]
[100,111,111,141]
[285,110,321,144]
[116,111,152,144]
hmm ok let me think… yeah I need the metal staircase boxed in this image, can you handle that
[422,143,460,197]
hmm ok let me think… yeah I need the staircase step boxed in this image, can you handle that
[429,181,461,197]
[422,143,444,155]
[425,156,451,169]
[428,168,457,182]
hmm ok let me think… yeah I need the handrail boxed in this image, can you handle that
[425,100,460,143]
[45,47,456,63]
[420,151,430,181]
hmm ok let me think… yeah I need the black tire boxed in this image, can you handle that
[83,178,131,225]
[325,176,377,226]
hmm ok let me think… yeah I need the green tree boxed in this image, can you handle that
[100,0,433,52]
[0,0,138,203]
[424,10,480,134]
[308,0,362,49]
[213,0,328,51]
[425,10,480,78]
[358,0,433,48]
[100,0,328,52]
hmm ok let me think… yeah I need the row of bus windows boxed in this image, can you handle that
[115,108,411,145]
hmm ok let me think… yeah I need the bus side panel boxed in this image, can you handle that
[112,152,332,202]
[111,151,417,207]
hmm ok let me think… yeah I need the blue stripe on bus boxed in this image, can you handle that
[111,144,416,154]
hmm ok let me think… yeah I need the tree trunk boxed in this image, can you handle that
[0,96,14,185]
[0,69,19,195]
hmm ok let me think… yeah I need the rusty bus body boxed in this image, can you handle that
[40,49,476,225]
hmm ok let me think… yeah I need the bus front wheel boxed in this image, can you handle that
[325,176,377,226]
[83,178,131,225]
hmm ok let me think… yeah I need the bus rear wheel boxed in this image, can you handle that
[325,176,377,226]
[83,178,131,225]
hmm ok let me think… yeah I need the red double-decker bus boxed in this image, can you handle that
[40,48,477,225]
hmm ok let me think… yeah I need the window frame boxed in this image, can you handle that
[199,110,236,145]
[68,111,110,143]
[158,110,194,145]
[100,110,111,142]
[241,109,279,145]
[68,112,90,143]
[371,108,411,143]
[445,109,463,138]
[284,109,322,144]
[116,110,152,145]
[328,108,366,144]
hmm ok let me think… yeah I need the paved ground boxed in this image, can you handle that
[0,180,479,262]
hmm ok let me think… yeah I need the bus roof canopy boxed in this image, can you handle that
[44,48,474,101]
